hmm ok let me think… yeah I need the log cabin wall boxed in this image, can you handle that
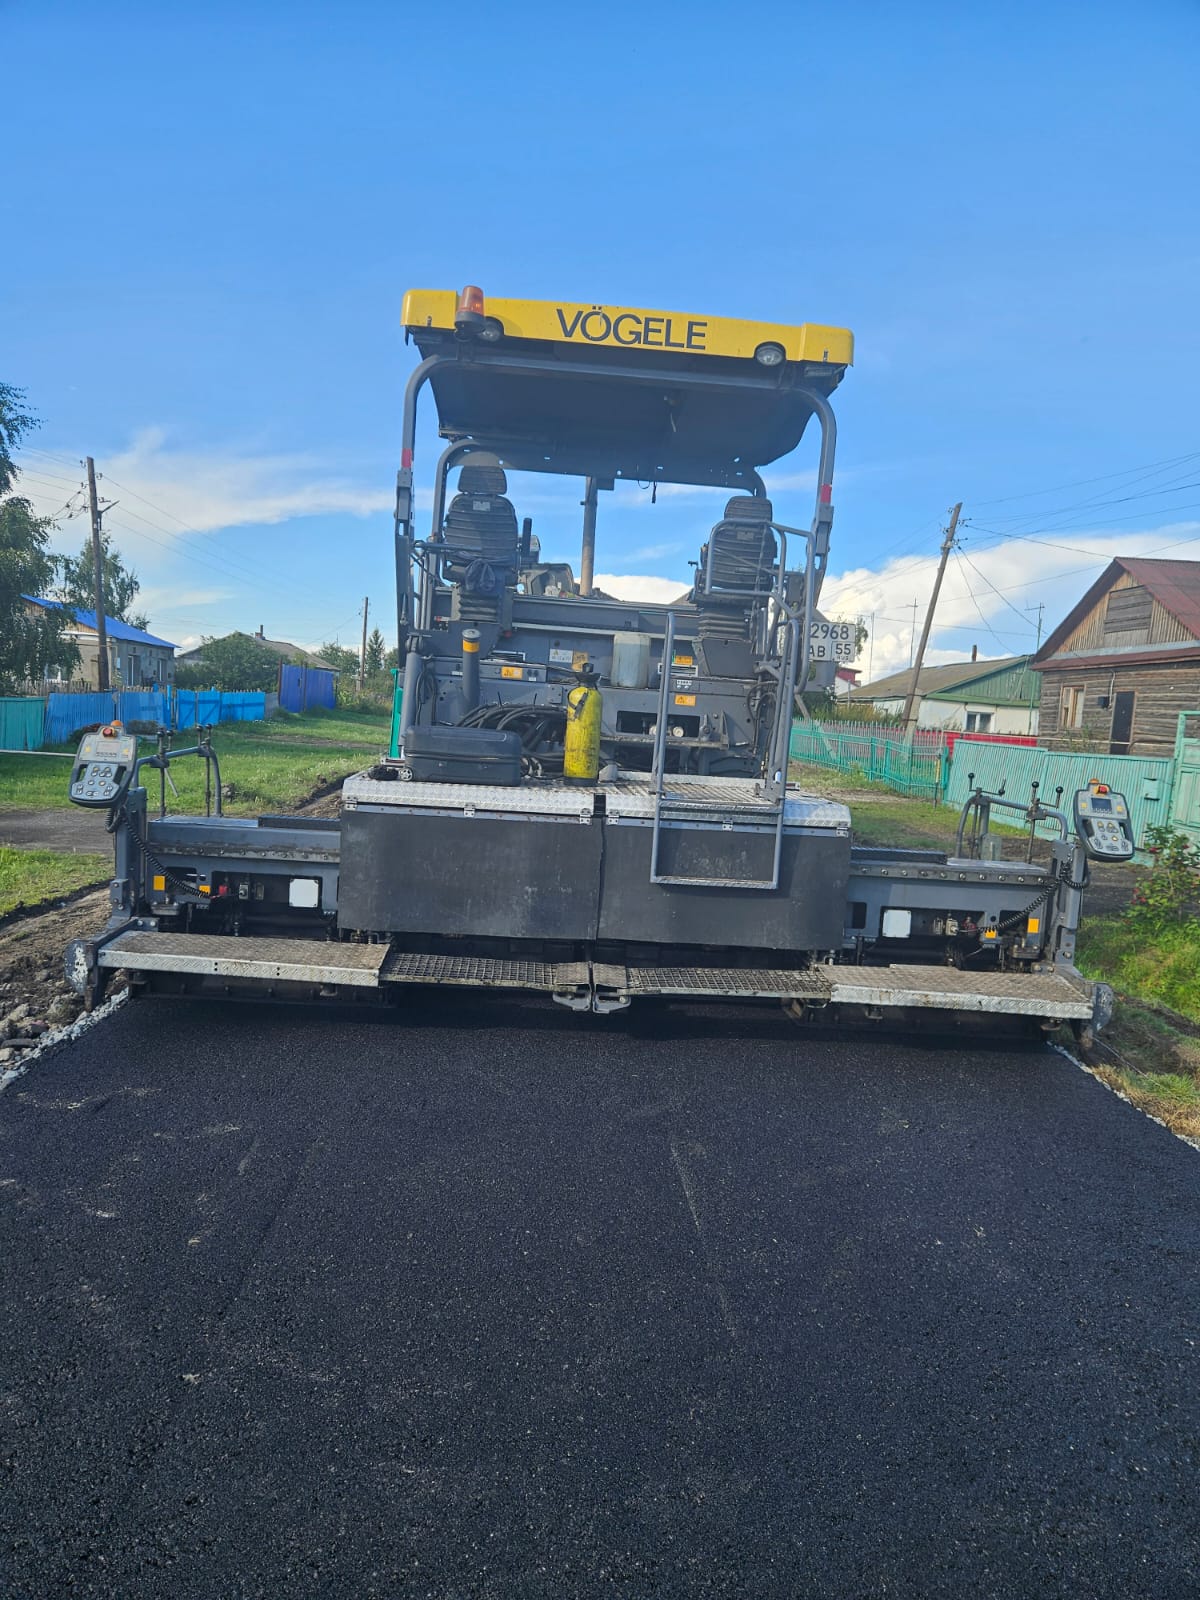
[1037,660,1200,754]
[1035,572,1200,754]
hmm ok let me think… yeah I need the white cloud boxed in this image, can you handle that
[15,429,395,546]
[137,585,236,613]
[823,522,1200,682]
[97,428,392,532]
[593,572,691,605]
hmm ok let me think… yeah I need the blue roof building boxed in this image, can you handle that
[23,596,177,688]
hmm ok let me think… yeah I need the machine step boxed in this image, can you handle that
[93,933,1095,1020]
[593,964,831,1001]
[827,963,1093,1020]
[380,952,590,998]
[97,931,388,987]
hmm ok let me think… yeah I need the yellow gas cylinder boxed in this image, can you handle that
[563,680,602,782]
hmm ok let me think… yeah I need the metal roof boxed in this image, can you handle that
[850,657,1027,702]
[24,596,175,650]
[1033,557,1200,666]
[1110,558,1200,640]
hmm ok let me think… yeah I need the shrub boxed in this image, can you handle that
[1127,825,1200,928]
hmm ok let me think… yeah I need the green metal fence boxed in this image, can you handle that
[789,721,945,801]
[1170,712,1200,846]
[944,738,1174,851]
[0,697,45,751]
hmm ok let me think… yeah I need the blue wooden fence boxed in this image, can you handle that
[172,691,265,729]
[41,689,266,743]
[278,665,336,714]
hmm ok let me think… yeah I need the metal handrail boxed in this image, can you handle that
[650,611,677,792]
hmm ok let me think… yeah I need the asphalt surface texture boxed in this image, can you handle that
[1,995,1198,1600]
[0,808,112,853]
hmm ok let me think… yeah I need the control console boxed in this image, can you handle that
[1073,781,1135,861]
[68,725,139,808]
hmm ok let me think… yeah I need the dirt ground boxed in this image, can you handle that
[0,888,115,1072]
[0,786,348,1077]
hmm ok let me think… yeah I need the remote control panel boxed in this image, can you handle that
[1073,782,1135,861]
[68,727,139,808]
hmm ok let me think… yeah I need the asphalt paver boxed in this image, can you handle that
[1,996,1198,1598]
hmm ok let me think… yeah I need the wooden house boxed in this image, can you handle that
[1030,558,1200,755]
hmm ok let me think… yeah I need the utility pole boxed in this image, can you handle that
[85,457,111,691]
[906,600,919,668]
[1026,601,1045,734]
[867,611,876,681]
[901,502,962,741]
[358,596,369,691]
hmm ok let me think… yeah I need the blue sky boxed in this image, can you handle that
[6,0,1199,676]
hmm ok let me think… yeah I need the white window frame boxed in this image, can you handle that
[1061,685,1085,729]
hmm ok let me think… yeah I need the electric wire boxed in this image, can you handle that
[969,448,1200,509]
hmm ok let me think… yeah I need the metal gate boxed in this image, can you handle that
[1169,711,1200,845]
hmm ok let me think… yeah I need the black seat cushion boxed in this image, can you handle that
[442,458,520,588]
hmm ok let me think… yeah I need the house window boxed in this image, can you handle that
[1061,686,1085,729]
[965,711,993,734]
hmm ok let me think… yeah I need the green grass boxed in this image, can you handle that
[1073,912,1200,1137]
[0,706,391,816]
[0,847,110,918]
[1076,916,1200,1025]
[789,760,1005,852]
[790,759,1048,855]
[790,758,1200,1123]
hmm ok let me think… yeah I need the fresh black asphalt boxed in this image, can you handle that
[1,995,1198,1599]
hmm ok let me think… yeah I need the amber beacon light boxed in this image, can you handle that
[454,285,486,335]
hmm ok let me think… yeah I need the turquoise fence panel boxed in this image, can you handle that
[1169,712,1200,846]
[43,692,117,743]
[789,721,945,800]
[0,697,46,751]
[945,738,1173,850]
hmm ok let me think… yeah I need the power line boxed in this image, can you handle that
[956,547,1048,632]
[969,448,1200,509]
[952,552,1017,653]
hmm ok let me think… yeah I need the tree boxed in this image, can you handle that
[57,530,148,631]
[0,384,79,690]
[365,627,386,678]
[318,641,360,675]
[176,633,279,692]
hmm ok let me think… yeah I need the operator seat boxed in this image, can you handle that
[693,496,778,673]
[697,496,777,597]
[442,456,521,595]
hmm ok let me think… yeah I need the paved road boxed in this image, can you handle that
[0,807,112,853]
[1,997,1198,1599]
